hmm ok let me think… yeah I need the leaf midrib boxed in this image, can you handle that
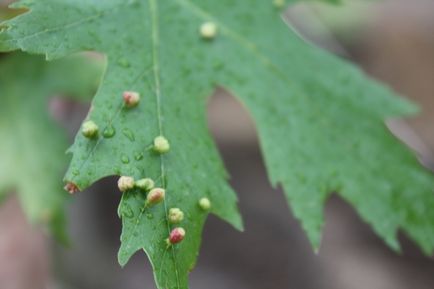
[148,0,181,288]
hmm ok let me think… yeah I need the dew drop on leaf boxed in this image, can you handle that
[103,125,116,138]
[117,58,130,68]
[122,128,135,142]
[121,155,130,164]
[134,152,144,161]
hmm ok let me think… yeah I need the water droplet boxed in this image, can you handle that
[121,204,134,218]
[103,125,116,138]
[72,169,80,176]
[134,152,144,161]
[121,155,130,164]
[117,58,130,68]
[122,128,135,142]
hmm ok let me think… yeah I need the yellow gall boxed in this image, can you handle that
[118,176,135,192]
[153,136,170,154]
[168,208,184,224]
[81,120,99,138]
[200,21,218,40]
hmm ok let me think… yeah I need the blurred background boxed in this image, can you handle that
[0,0,433,288]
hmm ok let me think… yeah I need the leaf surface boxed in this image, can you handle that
[1,0,434,288]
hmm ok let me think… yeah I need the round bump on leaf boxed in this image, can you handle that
[168,208,184,224]
[118,176,135,192]
[135,178,155,191]
[146,187,165,206]
[153,136,170,154]
[64,182,80,194]
[168,227,186,244]
[199,197,211,211]
[123,91,140,108]
[81,120,99,138]
[200,21,218,39]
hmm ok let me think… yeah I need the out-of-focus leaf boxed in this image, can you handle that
[0,52,101,240]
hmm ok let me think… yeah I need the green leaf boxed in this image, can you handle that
[0,52,100,240]
[1,0,433,288]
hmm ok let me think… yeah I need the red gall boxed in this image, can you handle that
[64,182,80,194]
[168,227,186,245]
[146,187,165,206]
[123,91,140,108]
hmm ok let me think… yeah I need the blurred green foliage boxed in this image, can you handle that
[0,52,102,241]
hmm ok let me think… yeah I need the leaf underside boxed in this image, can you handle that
[0,52,100,240]
[1,0,434,288]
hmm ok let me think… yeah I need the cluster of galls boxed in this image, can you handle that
[117,173,213,246]
[118,176,165,205]
[117,174,187,246]
[164,196,212,246]
[117,175,180,243]
[77,83,214,246]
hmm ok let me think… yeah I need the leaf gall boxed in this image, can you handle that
[118,176,135,192]
[168,208,184,224]
[81,120,99,138]
[200,21,218,40]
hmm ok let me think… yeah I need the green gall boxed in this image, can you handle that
[153,136,170,154]
[168,208,184,224]
[200,21,218,40]
[81,120,99,138]
[118,176,135,192]
[199,197,211,211]
[135,178,155,191]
